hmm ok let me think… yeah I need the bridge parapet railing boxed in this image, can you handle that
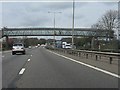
[46,46,120,65]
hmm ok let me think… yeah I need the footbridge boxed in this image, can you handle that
[1,27,113,37]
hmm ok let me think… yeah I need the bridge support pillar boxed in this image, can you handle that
[96,55,98,60]
[109,57,112,64]
[91,37,95,50]
[5,36,9,50]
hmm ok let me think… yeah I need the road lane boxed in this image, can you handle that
[0,52,2,90]
[16,47,118,88]
[2,48,34,88]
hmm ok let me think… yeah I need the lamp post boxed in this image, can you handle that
[48,11,62,47]
[72,0,75,49]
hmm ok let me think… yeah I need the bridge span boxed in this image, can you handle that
[1,27,112,37]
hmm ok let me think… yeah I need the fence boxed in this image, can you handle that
[46,47,120,65]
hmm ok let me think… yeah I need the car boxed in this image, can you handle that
[35,46,38,48]
[28,46,32,49]
[12,43,26,55]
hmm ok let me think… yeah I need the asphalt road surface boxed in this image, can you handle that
[0,51,2,90]
[2,47,119,88]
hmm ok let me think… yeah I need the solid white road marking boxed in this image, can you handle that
[31,55,32,56]
[28,59,31,61]
[19,68,25,75]
[48,50,120,79]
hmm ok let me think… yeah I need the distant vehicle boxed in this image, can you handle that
[37,44,40,47]
[65,44,72,49]
[62,42,67,49]
[41,44,46,47]
[62,42,72,49]
[12,43,26,55]
[55,40,62,48]
[28,46,32,49]
[35,46,38,48]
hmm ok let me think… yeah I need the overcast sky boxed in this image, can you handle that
[0,0,119,39]
[1,1,118,28]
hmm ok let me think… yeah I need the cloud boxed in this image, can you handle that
[102,2,118,6]
[45,2,72,10]
[21,13,50,26]
[1,2,118,28]
[17,2,87,13]
[19,2,72,13]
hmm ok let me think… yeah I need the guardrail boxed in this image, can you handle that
[46,47,120,65]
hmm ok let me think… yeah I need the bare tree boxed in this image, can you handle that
[100,10,118,30]
[92,10,118,41]
[91,22,103,29]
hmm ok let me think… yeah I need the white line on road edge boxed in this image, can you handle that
[28,59,31,62]
[19,68,26,75]
[31,55,32,56]
[48,50,120,79]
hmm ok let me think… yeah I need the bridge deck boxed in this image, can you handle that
[1,27,113,37]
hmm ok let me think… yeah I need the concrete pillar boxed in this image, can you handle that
[96,55,98,60]
[6,36,9,50]
[109,57,112,64]
[91,37,95,50]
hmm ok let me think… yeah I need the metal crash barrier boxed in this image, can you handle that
[46,47,120,65]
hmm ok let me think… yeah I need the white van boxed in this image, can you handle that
[65,44,72,49]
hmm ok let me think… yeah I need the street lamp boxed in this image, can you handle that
[48,11,62,47]
[72,0,75,49]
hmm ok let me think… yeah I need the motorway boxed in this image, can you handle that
[0,51,2,89]
[2,47,119,88]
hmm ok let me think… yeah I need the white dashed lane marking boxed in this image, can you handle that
[28,59,31,62]
[19,68,26,75]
